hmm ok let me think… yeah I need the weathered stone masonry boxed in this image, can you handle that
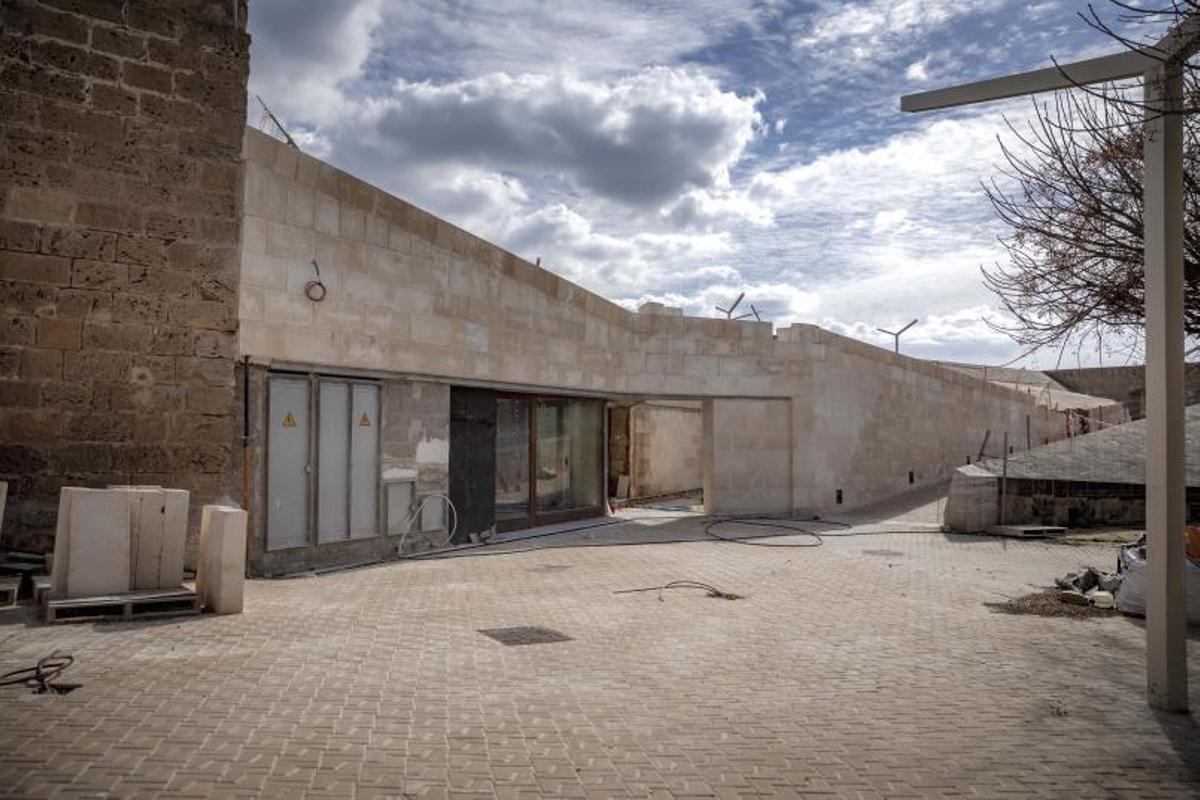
[0,0,249,552]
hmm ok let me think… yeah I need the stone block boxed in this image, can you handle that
[54,487,131,598]
[122,61,172,94]
[5,188,75,224]
[0,251,70,286]
[942,466,999,533]
[36,318,80,350]
[197,504,246,614]
[91,26,147,59]
[71,259,126,289]
[19,347,62,379]
[118,487,188,590]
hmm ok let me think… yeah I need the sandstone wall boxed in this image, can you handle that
[0,1,249,550]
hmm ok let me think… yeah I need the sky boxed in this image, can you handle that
[245,0,1154,368]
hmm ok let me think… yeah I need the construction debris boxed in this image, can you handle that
[986,588,1113,619]
[1114,535,1200,621]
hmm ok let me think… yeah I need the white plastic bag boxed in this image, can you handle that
[1115,543,1200,621]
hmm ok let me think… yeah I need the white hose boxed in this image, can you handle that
[396,492,458,555]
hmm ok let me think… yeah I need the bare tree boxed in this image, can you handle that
[982,2,1199,355]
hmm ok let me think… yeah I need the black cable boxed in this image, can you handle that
[0,653,73,693]
[397,516,637,560]
[396,513,947,562]
[704,517,825,547]
[615,580,743,600]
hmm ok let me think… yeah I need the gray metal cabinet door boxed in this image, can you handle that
[349,383,380,539]
[267,376,311,550]
[318,381,350,542]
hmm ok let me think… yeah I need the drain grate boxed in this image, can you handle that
[527,564,571,573]
[478,626,572,646]
[862,549,904,557]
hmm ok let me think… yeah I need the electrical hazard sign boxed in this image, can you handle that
[282,412,297,428]
[358,412,371,427]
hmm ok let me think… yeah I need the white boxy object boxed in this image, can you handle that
[197,505,248,614]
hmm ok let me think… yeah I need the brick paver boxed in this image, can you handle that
[2,510,1198,798]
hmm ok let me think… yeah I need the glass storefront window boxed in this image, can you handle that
[494,395,603,529]
[495,398,531,521]
[536,399,602,513]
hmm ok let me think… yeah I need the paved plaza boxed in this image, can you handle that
[2,503,1200,798]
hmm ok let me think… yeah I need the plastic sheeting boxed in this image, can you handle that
[1115,541,1200,621]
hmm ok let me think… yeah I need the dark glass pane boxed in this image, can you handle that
[495,398,530,521]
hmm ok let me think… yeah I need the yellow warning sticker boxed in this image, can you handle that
[358,412,371,427]
[282,412,297,428]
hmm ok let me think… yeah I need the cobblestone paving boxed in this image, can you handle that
[2,511,1199,798]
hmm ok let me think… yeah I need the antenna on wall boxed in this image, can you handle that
[256,95,299,150]
[716,293,769,322]
[876,318,919,354]
[716,292,754,320]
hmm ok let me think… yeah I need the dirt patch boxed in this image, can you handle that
[1047,529,1141,547]
[985,588,1116,620]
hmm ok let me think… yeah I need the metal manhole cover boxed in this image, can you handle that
[527,564,571,573]
[478,626,572,646]
[862,549,904,557]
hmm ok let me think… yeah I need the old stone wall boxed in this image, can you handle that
[0,1,249,551]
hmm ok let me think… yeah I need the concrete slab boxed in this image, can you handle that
[986,524,1067,539]
[65,489,130,598]
[50,487,82,599]
[124,488,189,590]
[198,505,247,614]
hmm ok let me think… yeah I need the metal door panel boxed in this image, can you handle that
[318,381,349,542]
[267,377,310,550]
[349,383,379,539]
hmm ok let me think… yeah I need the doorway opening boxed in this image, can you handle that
[606,400,705,511]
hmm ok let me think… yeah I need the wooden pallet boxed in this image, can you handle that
[0,576,18,607]
[32,575,52,607]
[46,588,200,624]
[986,524,1067,539]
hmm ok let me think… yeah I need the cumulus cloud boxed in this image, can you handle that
[495,204,735,297]
[247,0,1127,366]
[335,68,763,209]
[248,0,381,125]
[375,0,765,80]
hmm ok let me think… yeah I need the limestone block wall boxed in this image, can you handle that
[0,1,249,551]
[629,401,702,498]
[238,128,1070,520]
[703,399,793,514]
[778,324,1064,513]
